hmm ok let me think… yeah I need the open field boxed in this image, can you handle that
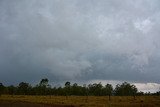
[0,95,160,107]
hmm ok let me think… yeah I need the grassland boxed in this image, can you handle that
[0,95,160,107]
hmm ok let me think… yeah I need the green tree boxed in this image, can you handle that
[114,82,137,96]
[17,82,31,95]
[65,81,71,87]
[102,84,113,100]
[88,82,103,96]
[37,78,51,95]
[64,81,71,96]
[71,83,78,95]
[39,78,49,87]
[7,85,17,95]
[0,83,4,96]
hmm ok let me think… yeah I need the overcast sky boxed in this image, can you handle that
[0,0,160,92]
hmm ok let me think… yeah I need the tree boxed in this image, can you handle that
[136,91,144,96]
[104,84,113,95]
[71,83,78,95]
[102,84,113,100]
[88,82,103,96]
[7,85,17,95]
[65,81,71,87]
[37,78,50,95]
[64,81,71,96]
[17,82,31,95]
[155,91,160,96]
[39,78,49,87]
[0,83,4,96]
[114,82,137,96]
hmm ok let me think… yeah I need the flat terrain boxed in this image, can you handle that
[0,95,160,107]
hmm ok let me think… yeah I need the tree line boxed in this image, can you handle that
[0,78,160,96]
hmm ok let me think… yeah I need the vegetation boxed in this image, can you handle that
[114,82,137,96]
[0,83,4,96]
[0,79,160,107]
[0,78,159,96]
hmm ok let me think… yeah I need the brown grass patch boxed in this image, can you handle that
[0,95,160,107]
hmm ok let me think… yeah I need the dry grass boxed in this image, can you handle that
[0,95,160,107]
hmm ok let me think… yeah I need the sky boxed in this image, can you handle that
[0,0,160,92]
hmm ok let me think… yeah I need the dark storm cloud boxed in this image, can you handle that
[0,0,160,85]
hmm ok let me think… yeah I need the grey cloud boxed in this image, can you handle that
[0,0,160,85]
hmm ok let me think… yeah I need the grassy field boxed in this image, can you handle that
[0,95,160,107]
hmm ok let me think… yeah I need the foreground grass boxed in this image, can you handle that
[0,95,160,107]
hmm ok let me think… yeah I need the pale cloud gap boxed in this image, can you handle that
[0,0,160,91]
[87,79,160,93]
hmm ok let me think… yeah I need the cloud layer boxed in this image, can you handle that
[0,0,160,87]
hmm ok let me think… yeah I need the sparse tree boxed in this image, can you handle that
[39,78,49,87]
[64,81,71,97]
[37,78,50,95]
